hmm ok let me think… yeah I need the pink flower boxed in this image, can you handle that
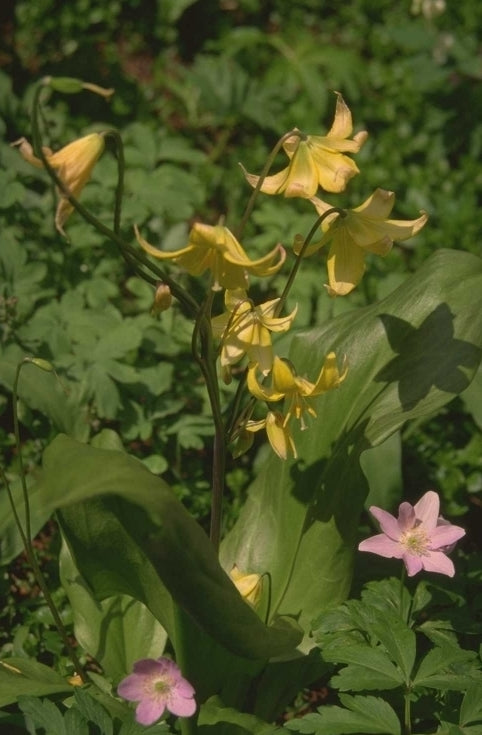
[358,491,465,577]
[118,657,196,726]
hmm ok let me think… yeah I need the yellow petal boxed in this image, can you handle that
[242,164,291,196]
[135,225,194,261]
[327,232,366,296]
[311,352,347,395]
[265,411,297,460]
[353,188,395,219]
[229,565,263,606]
[326,91,353,139]
[247,363,285,403]
[271,356,297,394]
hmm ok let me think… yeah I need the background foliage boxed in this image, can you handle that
[0,0,481,727]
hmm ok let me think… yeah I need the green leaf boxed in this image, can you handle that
[60,541,168,683]
[285,693,401,734]
[368,610,416,683]
[36,435,301,661]
[325,645,404,691]
[73,688,113,735]
[413,645,479,690]
[221,250,482,646]
[0,659,72,707]
[199,695,284,733]
[17,696,68,735]
[460,683,482,727]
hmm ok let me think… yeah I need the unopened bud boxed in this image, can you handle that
[42,77,114,99]
[25,357,55,372]
[151,284,172,315]
[229,565,263,607]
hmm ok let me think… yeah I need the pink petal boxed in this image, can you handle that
[429,524,465,550]
[421,551,455,577]
[403,553,423,577]
[175,679,196,698]
[117,674,146,701]
[369,507,401,540]
[358,534,403,558]
[168,693,197,717]
[136,698,166,726]
[132,658,164,676]
[397,502,416,532]
[414,491,440,531]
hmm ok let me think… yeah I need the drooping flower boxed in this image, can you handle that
[245,410,297,460]
[297,189,428,296]
[229,564,263,606]
[247,352,347,429]
[135,223,285,291]
[117,657,196,726]
[242,92,368,198]
[12,134,105,235]
[211,289,297,377]
[358,490,465,577]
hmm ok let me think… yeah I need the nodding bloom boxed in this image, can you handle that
[358,490,465,577]
[297,189,428,296]
[242,92,368,198]
[247,352,347,430]
[211,289,297,378]
[245,410,297,460]
[12,134,105,236]
[135,223,285,291]
[229,565,263,607]
[117,657,196,726]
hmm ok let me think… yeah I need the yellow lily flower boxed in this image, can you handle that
[245,411,297,460]
[298,189,428,296]
[247,353,347,429]
[242,92,368,198]
[211,289,298,377]
[12,134,105,235]
[135,223,286,291]
[229,565,263,607]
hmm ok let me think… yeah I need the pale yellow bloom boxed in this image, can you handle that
[229,565,263,607]
[13,134,105,235]
[135,223,285,291]
[242,92,368,198]
[247,353,347,429]
[299,189,428,296]
[151,283,172,315]
[211,289,297,377]
[245,410,297,460]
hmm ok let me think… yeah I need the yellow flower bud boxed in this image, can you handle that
[229,565,263,607]
[151,283,172,315]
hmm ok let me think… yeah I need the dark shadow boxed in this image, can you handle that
[375,304,481,411]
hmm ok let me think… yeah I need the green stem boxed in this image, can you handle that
[105,129,125,235]
[275,207,346,318]
[10,360,87,681]
[404,686,412,735]
[236,129,304,240]
[191,292,226,552]
[173,608,198,734]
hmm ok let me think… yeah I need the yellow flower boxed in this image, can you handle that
[242,92,368,198]
[211,289,297,377]
[229,565,263,607]
[245,410,297,460]
[247,353,347,429]
[12,134,105,235]
[298,189,428,296]
[135,223,285,291]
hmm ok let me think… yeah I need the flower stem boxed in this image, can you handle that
[275,207,346,318]
[9,359,87,681]
[105,129,125,235]
[30,82,199,317]
[404,686,412,735]
[236,129,304,240]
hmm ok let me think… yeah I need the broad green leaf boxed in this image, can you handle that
[0,659,73,707]
[17,696,69,735]
[36,435,301,661]
[361,432,402,510]
[221,250,482,646]
[73,689,113,735]
[59,541,168,682]
[199,696,283,734]
[285,693,401,734]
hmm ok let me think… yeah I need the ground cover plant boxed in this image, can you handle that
[1,1,482,733]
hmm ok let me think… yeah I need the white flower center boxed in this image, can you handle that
[400,526,430,556]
